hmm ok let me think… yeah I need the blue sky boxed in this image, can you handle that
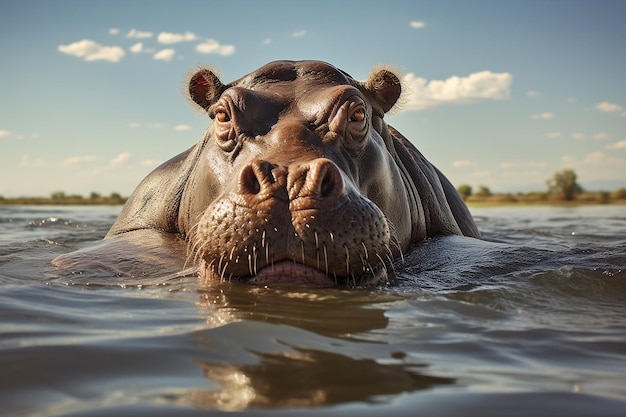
[1,0,625,197]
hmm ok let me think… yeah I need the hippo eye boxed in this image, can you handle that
[350,108,366,123]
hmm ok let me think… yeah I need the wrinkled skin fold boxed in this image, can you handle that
[53,60,480,287]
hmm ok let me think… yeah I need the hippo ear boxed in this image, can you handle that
[365,68,402,114]
[188,68,226,111]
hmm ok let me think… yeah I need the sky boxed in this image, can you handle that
[1,0,625,197]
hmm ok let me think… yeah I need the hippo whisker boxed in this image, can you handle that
[358,254,368,275]
[344,246,351,277]
[314,231,321,270]
[219,260,229,282]
[251,244,256,275]
[383,250,396,273]
[185,231,206,272]
[217,253,227,278]
[361,241,369,262]
[247,252,254,277]
[376,253,395,285]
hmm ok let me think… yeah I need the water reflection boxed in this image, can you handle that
[196,284,394,337]
[189,284,454,411]
[190,347,454,410]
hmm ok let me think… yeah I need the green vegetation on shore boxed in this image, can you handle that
[458,169,626,206]
[0,191,127,205]
[463,190,626,206]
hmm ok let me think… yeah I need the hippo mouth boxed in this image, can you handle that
[198,259,391,287]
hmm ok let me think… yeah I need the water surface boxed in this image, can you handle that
[1,205,625,416]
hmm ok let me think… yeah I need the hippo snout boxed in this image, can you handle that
[191,157,394,286]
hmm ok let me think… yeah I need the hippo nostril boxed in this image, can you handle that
[288,159,345,202]
[240,164,261,194]
[311,159,344,200]
[320,168,336,198]
[240,161,284,195]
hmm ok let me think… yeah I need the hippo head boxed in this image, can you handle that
[181,61,412,286]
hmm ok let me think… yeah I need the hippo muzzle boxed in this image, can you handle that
[191,156,394,286]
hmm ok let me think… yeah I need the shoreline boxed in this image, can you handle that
[466,200,626,208]
[0,198,127,206]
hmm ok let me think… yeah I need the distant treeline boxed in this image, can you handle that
[457,169,626,205]
[0,191,127,205]
[461,189,626,205]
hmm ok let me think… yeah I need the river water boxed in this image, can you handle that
[1,204,625,416]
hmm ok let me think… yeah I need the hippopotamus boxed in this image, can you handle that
[53,60,480,286]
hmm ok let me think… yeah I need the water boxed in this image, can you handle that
[1,204,625,416]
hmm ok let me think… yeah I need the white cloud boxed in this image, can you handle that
[592,132,608,140]
[109,28,119,35]
[498,161,548,170]
[153,48,175,61]
[128,122,141,128]
[127,28,153,39]
[292,30,306,38]
[526,90,540,97]
[546,132,563,139]
[583,151,606,164]
[263,38,272,45]
[130,42,143,53]
[470,170,491,178]
[410,21,425,29]
[0,130,39,141]
[19,154,48,167]
[531,112,555,120]
[402,71,512,110]
[596,101,623,112]
[158,31,197,44]
[174,124,191,131]
[499,162,519,169]
[63,155,99,165]
[141,159,160,167]
[195,39,235,55]
[571,132,586,140]
[452,160,478,168]
[58,39,125,63]
[110,152,130,165]
[606,140,626,150]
